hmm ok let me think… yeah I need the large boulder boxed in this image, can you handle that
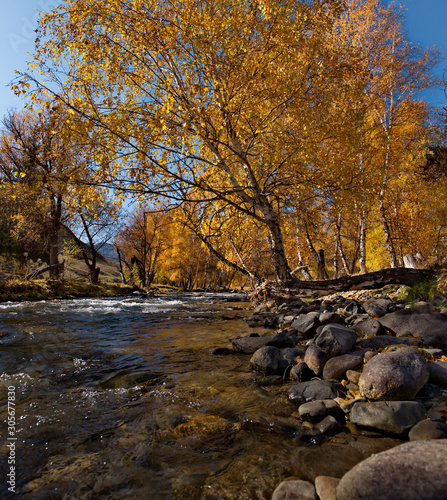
[288,380,344,406]
[336,440,447,500]
[359,347,429,400]
[314,325,358,357]
[379,304,447,349]
[249,346,281,374]
[350,401,426,435]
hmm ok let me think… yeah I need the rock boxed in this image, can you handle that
[408,419,447,441]
[209,347,234,355]
[315,476,339,500]
[379,304,447,349]
[357,335,414,350]
[359,347,429,400]
[280,347,300,364]
[336,440,447,500]
[288,380,344,406]
[231,335,274,354]
[291,312,321,337]
[249,346,281,374]
[323,352,364,381]
[346,370,361,385]
[319,311,344,325]
[272,480,317,500]
[352,318,383,337]
[429,361,447,387]
[304,343,330,377]
[350,401,426,434]
[362,299,388,317]
[298,399,341,423]
[290,362,314,383]
[266,331,295,348]
[342,301,364,316]
[316,415,342,436]
[314,325,358,357]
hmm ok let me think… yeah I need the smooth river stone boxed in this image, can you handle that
[336,440,447,500]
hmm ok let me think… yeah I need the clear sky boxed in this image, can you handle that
[0,0,446,118]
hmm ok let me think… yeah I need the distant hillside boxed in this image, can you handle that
[98,243,119,263]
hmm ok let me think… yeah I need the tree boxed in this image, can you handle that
[20,0,360,285]
[0,108,74,278]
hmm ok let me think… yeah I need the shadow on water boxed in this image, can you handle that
[0,294,403,499]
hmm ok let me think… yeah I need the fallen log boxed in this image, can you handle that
[252,267,436,302]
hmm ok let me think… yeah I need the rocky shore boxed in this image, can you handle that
[221,289,447,500]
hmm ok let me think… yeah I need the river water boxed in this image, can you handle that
[0,294,402,499]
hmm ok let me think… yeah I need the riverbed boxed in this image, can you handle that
[0,294,402,499]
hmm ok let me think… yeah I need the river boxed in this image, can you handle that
[0,293,401,499]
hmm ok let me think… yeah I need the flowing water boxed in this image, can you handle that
[0,293,402,499]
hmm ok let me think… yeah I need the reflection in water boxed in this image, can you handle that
[0,294,401,499]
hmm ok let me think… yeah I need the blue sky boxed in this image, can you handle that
[0,0,446,118]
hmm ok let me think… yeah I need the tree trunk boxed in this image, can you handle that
[379,195,398,268]
[252,267,436,302]
[358,206,368,274]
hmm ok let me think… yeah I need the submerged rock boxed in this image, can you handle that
[272,480,317,500]
[232,335,273,354]
[359,347,429,400]
[336,440,447,500]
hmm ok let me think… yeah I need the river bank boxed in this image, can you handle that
[226,287,447,499]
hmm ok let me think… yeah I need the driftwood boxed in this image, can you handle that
[25,261,65,281]
[253,267,436,302]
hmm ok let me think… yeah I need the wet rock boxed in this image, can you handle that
[336,440,447,500]
[428,361,447,387]
[379,304,447,349]
[298,399,341,423]
[272,480,317,500]
[359,347,429,400]
[352,318,383,337]
[314,325,358,357]
[316,415,342,436]
[315,476,339,500]
[288,380,344,406]
[323,352,364,381]
[362,299,388,317]
[304,343,330,377]
[266,331,295,348]
[231,335,274,354]
[209,347,234,355]
[350,401,426,435]
[357,335,414,350]
[291,312,321,337]
[290,362,314,383]
[408,419,447,441]
[249,346,281,375]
